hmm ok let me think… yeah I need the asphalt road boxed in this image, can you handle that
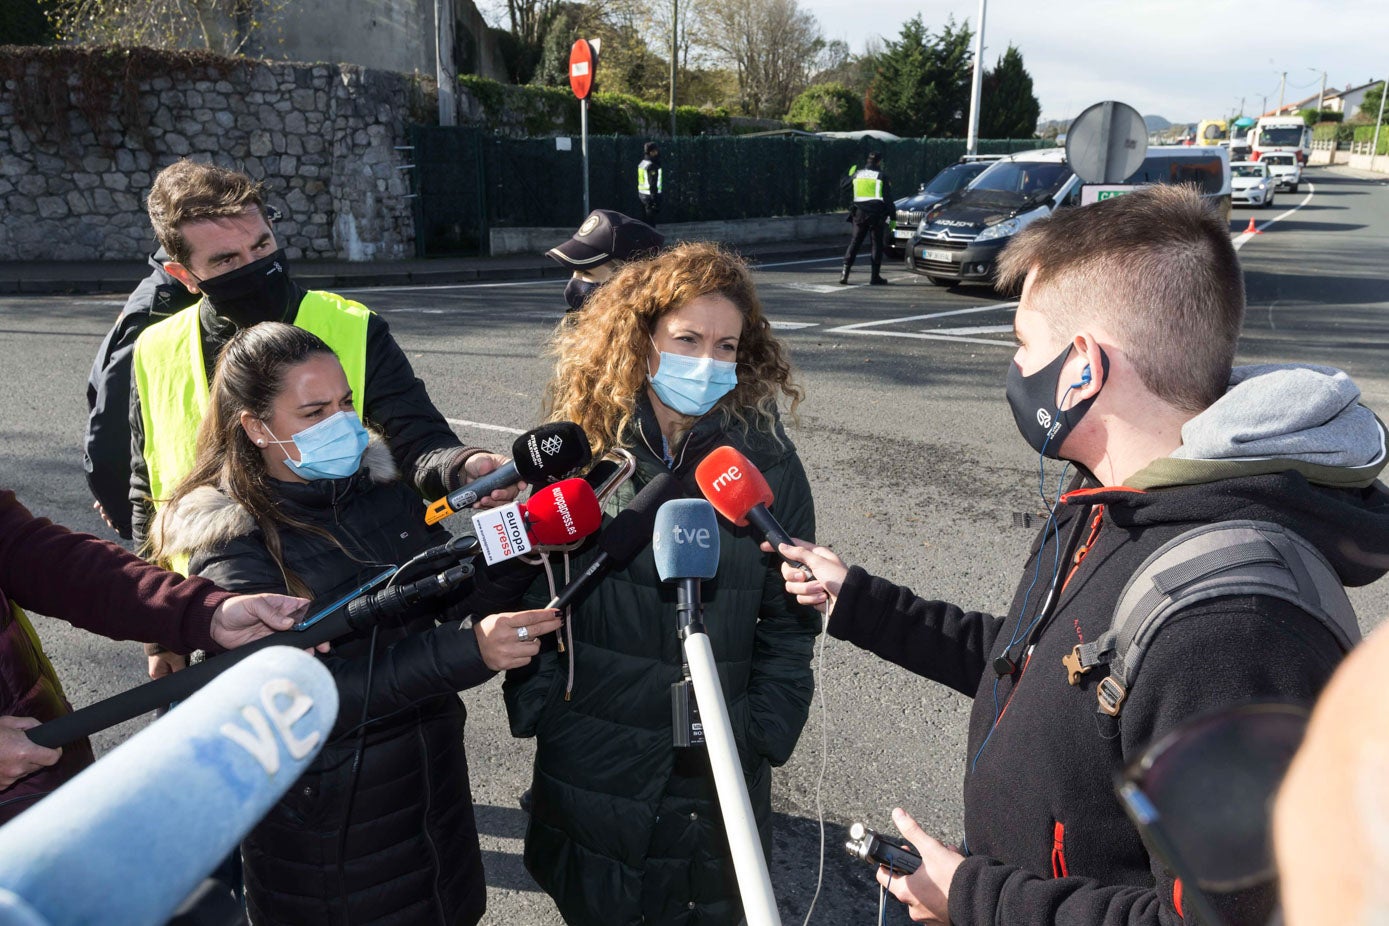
[3,165,1387,925]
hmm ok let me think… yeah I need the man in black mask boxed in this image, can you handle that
[96,161,520,668]
[544,209,663,314]
[763,186,1389,926]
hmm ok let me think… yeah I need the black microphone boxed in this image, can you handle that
[546,473,685,612]
[425,422,591,525]
[28,565,474,749]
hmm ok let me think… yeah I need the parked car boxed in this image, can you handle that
[1231,160,1277,208]
[889,156,1001,257]
[905,146,1231,287]
[1261,153,1302,193]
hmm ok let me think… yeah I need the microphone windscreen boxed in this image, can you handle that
[0,647,336,926]
[511,421,592,485]
[597,473,686,567]
[694,445,775,528]
[524,477,602,545]
[652,499,721,582]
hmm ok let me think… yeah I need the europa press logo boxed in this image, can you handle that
[541,435,564,457]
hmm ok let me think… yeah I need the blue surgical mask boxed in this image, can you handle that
[265,411,370,481]
[648,341,739,417]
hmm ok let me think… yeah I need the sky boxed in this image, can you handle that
[799,0,1385,125]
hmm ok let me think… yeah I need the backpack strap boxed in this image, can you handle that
[1068,520,1361,718]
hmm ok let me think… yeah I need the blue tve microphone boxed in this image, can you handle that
[649,498,780,926]
[652,497,721,631]
[0,647,338,926]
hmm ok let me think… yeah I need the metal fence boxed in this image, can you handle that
[410,128,1046,256]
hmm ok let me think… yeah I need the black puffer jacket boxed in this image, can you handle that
[126,291,483,544]
[155,438,519,926]
[505,397,819,926]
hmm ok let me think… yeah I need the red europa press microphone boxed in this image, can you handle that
[471,477,602,565]
[694,445,795,549]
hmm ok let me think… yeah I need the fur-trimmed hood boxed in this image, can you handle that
[153,433,397,556]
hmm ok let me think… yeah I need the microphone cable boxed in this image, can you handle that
[801,596,833,926]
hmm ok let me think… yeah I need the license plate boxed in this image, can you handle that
[922,249,956,262]
[894,229,913,239]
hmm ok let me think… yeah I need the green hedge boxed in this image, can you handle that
[457,74,730,138]
[1352,123,1389,154]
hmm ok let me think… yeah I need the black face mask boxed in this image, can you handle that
[196,249,294,329]
[564,276,601,313]
[1005,344,1109,459]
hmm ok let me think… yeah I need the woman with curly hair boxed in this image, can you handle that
[505,242,820,925]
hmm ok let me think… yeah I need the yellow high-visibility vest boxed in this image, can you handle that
[852,168,884,202]
[637,160,663,194]
[132,291,371,510]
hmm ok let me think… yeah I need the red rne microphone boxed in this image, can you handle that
[472,477,601,565]
[694,446,793,550]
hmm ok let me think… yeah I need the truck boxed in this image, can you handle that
[1250,115,1312,165]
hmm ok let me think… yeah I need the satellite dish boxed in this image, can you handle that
[1065,101,1148,184]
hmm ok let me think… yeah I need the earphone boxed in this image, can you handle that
[1074,364,1092,388]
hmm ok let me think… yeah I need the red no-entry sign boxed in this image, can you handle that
[569,40,596,100]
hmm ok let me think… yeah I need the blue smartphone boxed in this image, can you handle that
[292,566,399,632]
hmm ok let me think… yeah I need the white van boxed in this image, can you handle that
[905,146,1231,286]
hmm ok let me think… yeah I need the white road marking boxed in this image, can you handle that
[779,282,851,295]
[929,324,1014,336]
[771,321,820,329]
[339,279,561,295]
[445,418,525,435]
[1232,182,1315,250]
[755,256,844,269]
[825,301,1020,345]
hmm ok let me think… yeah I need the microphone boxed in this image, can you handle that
[0,648,337,926]
[694,445,794,550]
[28,564,474,749]
[425,421,592,525]
[647,497,781,926]
[652,498,720,631]
[472,477,602,566]
[545,473,685,612]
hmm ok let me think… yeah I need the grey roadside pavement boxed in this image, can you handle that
[0,232,850,296]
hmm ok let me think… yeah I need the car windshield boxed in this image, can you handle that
[923,162,988,195]
[1260,127,1305,147]
[970,160,1072,200]
[1263,155,1294,166]
[1232,164,1265,178]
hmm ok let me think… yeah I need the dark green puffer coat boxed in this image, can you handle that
[505,397,820,926]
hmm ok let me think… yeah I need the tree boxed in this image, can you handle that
[696,0,823,118]
[868,15,973,137]
[811,37,879,98]
[1,0,54,44]
[785,82,861,131]
[980,45,1039,139]
[1360,81,1386,121]
[44,0,290,56]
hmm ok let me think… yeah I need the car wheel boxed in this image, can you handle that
[926,275,953,287]
[1262,195,1273,209]
[1290,183,1299,193]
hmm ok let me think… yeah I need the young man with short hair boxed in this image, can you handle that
[773,185,1389,925]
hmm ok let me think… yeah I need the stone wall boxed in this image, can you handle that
[0,47,429,262]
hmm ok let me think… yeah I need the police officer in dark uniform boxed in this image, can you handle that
[840,151,892,285]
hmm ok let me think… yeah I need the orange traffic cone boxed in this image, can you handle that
[1243,216,1263,235]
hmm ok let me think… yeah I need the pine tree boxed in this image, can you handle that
[980,45,1040,139]
[868,15,973,137]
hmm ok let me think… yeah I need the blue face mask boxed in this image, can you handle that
[265,411,370,481]
[648,342,739,417]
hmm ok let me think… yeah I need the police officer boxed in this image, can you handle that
[545,209,664,313]
[636,141,663,226]
[841,151,892,285]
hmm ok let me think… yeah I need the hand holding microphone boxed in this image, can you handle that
[427,422,592,525]
[762,539,848,610]
[473,609,563,671]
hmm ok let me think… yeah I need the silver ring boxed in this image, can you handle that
[515,626,531,642]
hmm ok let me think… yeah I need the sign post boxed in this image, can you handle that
[569,39,598,217]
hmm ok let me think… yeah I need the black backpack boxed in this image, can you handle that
[1062,520,1362,717]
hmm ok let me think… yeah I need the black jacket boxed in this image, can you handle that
[124,289,481,544]
[84,252,198,538]
[842,166,892,222]
[504,397,819,926]
[154,439,524,926]
[829,465,1389,926]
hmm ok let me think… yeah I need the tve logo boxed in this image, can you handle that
[219,677,323,776]
[708,465,742,492]
[671,524,713,548]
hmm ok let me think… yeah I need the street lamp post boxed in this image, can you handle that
[668,0,677,140]
[1372,80,1386,172]
[964,0,987,153]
